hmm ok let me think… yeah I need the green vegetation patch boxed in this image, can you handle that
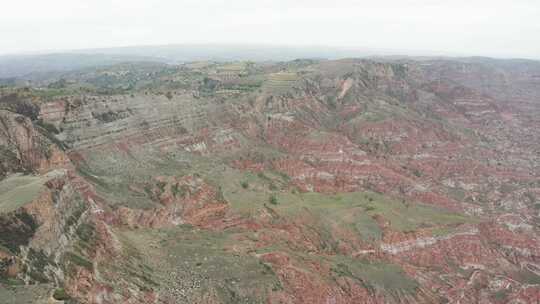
[119,227,281,303]
[216,62,247,72]
[64,251,93,270]
[516,269,540,285]
[0,284,53,304]
[74,222,97,252]
[217,169,290,215]
[491,288,510,302]
[214,165,472,242]
[0,211,38,253]
[52,288,71,301]
[24,248,56,283]
[330,255,418,295]
[0,174,47,214]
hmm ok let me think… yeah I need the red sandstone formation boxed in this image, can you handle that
[2,58,540,303]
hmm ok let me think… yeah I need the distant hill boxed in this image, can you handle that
[2,44,538,81]
[0,53,162,79]
[0,44,382,79]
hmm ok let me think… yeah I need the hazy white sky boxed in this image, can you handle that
[2,0,539,58]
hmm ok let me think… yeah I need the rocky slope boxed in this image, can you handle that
[0,57,539,303]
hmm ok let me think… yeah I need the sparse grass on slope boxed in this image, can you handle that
[0,284,53,304]
[0,174,47,214]
[218,167,472,240]
[119,226,281,303]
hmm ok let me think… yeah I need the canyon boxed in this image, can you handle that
[0,57,539,303]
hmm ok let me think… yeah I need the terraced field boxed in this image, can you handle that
[263,72,299,94]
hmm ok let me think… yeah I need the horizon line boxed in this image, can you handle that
[1,43,539,62]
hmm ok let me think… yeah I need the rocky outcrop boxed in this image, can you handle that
[39,94,212,151]
[115,175,228,229]
[0,170,88,287]
[0,110,68,178]
[380,226,479,254]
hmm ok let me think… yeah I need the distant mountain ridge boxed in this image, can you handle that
[0,44,493,80]
[0,53,163,79]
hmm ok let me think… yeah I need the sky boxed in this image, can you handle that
[1,0,540,59]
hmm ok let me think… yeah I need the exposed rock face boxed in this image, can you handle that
[0,110,68,178]
[380,225,480,254]
[1,58,540,303]
[0,170,88,286]
[40,94,211,151]
[115,175,229,228]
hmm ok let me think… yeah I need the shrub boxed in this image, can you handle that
[53,288,71,301]
[364,205,375,212]
[269,194,278,205]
